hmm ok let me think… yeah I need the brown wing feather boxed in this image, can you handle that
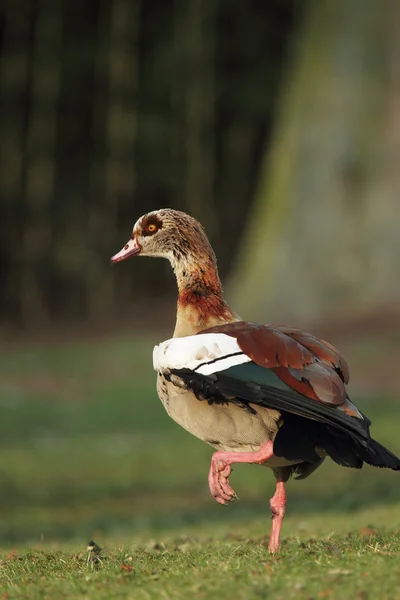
[272,364,345,405]
[236,327,312,369]
[278,326,350,384]
[200,321,352,410]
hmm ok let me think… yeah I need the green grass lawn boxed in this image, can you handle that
[0,335,399,599]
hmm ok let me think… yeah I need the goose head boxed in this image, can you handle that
[111,208,216,270]
[111,208,237,335]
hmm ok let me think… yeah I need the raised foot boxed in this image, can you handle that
[208,459,236,505]
[207,441,275,506]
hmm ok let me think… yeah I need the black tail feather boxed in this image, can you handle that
[319,428,400,471]
[275,415,400,472]
[355,437,400,471]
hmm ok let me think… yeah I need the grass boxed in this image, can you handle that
[2,523,400,600]
[0,334,399,599]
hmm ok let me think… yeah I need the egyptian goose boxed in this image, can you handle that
[111,209,400,552]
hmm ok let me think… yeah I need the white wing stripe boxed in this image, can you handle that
[195,352,251,375]
[153,333,251,374]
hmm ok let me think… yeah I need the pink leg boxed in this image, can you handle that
[208,440,274,504]
[268,481,287,553]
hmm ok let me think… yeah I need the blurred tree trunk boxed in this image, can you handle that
[170,1,185,211]
[0,1,32,321]
[20,1,62,326]
[230,0,400,326]
[174,0,215,232]
[216,121,259,275]
[87,0,139,321]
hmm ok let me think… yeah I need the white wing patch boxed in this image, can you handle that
[153,333,251,376]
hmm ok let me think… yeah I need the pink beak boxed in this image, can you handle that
[110,238,141,263]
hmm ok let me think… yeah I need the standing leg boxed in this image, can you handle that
[268,480,287,553]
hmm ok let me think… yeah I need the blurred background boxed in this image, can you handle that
[0,0,399,547]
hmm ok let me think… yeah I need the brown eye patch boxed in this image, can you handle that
[141,214,163,236]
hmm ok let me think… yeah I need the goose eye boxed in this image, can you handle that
[147,224,157,233]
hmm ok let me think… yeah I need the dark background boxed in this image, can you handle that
[1,0,298,331]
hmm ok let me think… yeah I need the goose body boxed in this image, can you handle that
[111,208,400,552]
[156,370,286,460]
